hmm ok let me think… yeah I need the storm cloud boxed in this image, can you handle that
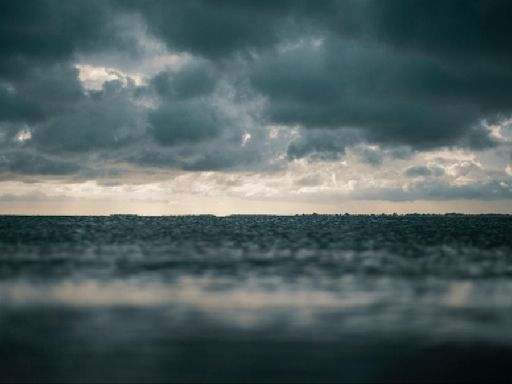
[1,0,512,204]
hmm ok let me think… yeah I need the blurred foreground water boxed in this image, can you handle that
[1,215,512,382]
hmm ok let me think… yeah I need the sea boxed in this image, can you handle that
[1,215,512,382]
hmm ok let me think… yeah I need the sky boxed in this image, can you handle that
[1,0,512,215]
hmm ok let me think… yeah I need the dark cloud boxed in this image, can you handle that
[287,129,361,161]
[0,84,44,123]
[128,141,264,172]
[147,62,228,146]
[2,0,512,182]
[120,0,304,59]
[250,38,503,151]
[363,1,512,65]
[0,64,85,128]
[0,0,137,74]
[0,150,81,176]
[124,0,512,155]
[32,79,145,153]
[149,100,224,146]
[141,58,274,170]
[0,67,147,176]
[0,0,147,172]
[150,62,218,100]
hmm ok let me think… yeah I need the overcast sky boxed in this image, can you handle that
[1,0,512,215]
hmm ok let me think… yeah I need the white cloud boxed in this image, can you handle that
[76,64,143,90]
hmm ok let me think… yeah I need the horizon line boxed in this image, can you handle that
[1,213,511,218]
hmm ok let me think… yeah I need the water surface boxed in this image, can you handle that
[1,215,512,382]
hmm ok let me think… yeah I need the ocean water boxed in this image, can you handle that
[1,215,512,382]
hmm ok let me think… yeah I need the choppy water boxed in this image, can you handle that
[1,215,512,382]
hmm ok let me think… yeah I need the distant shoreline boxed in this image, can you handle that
[1,213,511,218]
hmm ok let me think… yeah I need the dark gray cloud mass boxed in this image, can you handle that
[1,0,512,201]
[251,38,503,150]
[150,62,218,100]
[129,0,512,156]
[32,79,145,153]
[148,62,223,146]
[0,150,81,176]
[119,1,512,141]
[120,0,305,58]
[0,1,133,76]
[287,129,361,161]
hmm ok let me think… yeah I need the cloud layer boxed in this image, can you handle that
[1,0,512,204]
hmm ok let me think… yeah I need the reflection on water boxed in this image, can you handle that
[1,215,512,382]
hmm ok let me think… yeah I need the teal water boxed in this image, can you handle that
[1,215,512,382]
